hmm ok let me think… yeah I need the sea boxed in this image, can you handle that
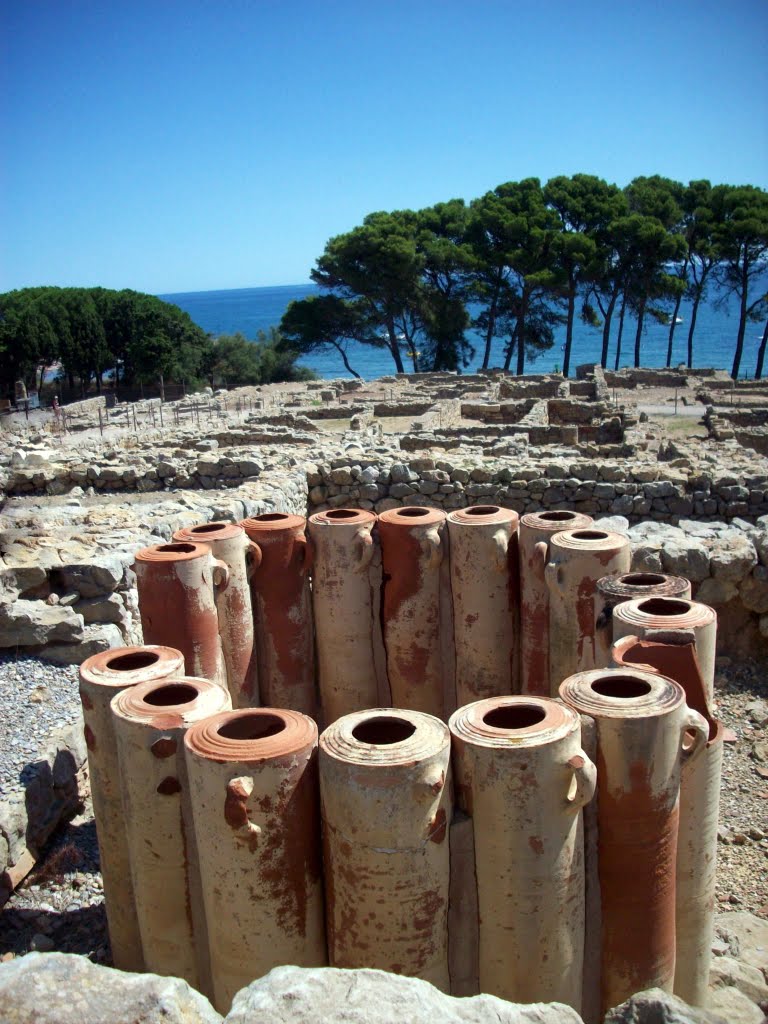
[158,283,766,381]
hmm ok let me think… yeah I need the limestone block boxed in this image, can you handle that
[0,952,222,1023]
[710,535,758,582]
[75,593,127,625]
[0,600,84,646]
[39,623,123,665]
[57,555,125,597]
[227,965,583,1024]
[707,986,764,1023]
[714,911,768,976]
[603,986,730,1023]
[696,578,739,607]
[739,567,768,614]
[662,539,711,583]
[708,956,768,1006]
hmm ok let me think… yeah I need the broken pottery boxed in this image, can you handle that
[78,644,185,972]
[184,707,326,1013]
[307,508,384,724]
[134,542,228,691]
[546,529,631,691]
[449,696,595,1010]
[173,522,259,708]
[519,510,593,697]
[610,634,723,1008]
[378,507,448,718]
[611,596,717,711]
[446,505,520,705]
[319,708,452,990]
[559,667,708,1017]
[111,677,231,992]
[239,513,316,717]
[594,572,692,668]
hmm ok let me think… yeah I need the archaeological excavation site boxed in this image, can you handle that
[1,364,767,1024]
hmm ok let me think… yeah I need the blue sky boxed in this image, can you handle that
[2,0,766,295]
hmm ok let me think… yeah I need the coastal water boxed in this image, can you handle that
[159,283,765,381]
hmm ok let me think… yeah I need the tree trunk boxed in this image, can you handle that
[503,323,518,372]
[755,317,768,380]
[633,298,647,368]
[482,291,498,369]
[731,258,750,380]
[387,318,405,373]
[563,286,576,378]
[614,293,627,371]
[600,290,618,368]
[666,259,687,367]
[686,291,703,369]
[516,289,530,376]
[332,342,361,379]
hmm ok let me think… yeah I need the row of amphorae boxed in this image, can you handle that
[82,503,723,1019]
[132,505,710,724]
[80,639,719,1021]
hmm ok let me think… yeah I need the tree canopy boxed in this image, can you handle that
[0,287,313,397]
[281,175,768,379]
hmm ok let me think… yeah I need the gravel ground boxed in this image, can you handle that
[0,653,766,967]
[0,655,81,801]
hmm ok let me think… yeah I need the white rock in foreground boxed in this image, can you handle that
[226,965,583,1023]
[0,952,222,1024]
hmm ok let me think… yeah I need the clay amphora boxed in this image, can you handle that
[611,597,717,712]
[240,513,316,717]
[378,507,448,718]
[184,708,326,1013]
[545,529,631,692]
[308,508,384,724]
[559,667,708,1016]
[78,645,185,971]
[594,572,692,668]
[173,522,259,708]
[449,696,595,1009]
[610,634,722,1008]
[134,541,228,691]
[320,708,452,990]
[111,676,230,991]
[446,505,520,705]
[519,510,593,696]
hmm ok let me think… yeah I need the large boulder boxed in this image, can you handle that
[0,601,84,646]
[226,965,582,1023]
[603,986,727,1023]
[0,952,222,1024]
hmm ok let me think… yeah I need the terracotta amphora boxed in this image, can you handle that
[134,541,228,690]
[173,522,259,708]
[611,597,717,712]
[320,708,452,990]
[308,508,384,724]
[610,634,723,1008]
[378,507,448,718]
[184,708,326,1013]
[519,510,593,696]
[111,676,231,992]
[545,528,631,692]
[594,572,692,668]
[449,696,595,1010]
[446,505,520,705]
[240,513,316,717]
[559,667,708,1017]
[78,645,184,971]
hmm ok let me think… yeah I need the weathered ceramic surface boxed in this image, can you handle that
[173,522,258,708]
[111,677,231,993]
[134,542,228,691]
[611,597,717,712]
[449,696,595,1010]
[546,529,631,692]
[609,635,722,1008]
[184,708,326,1013]
[319,708,452,991]
[378,508,448,718]
[308,509,383,725]
[446,506,520,706]
[240,514,316,717]
[78,645,185,972]
[519,511,593,697]
[559,668,709,1017]
[594,572,692,668]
